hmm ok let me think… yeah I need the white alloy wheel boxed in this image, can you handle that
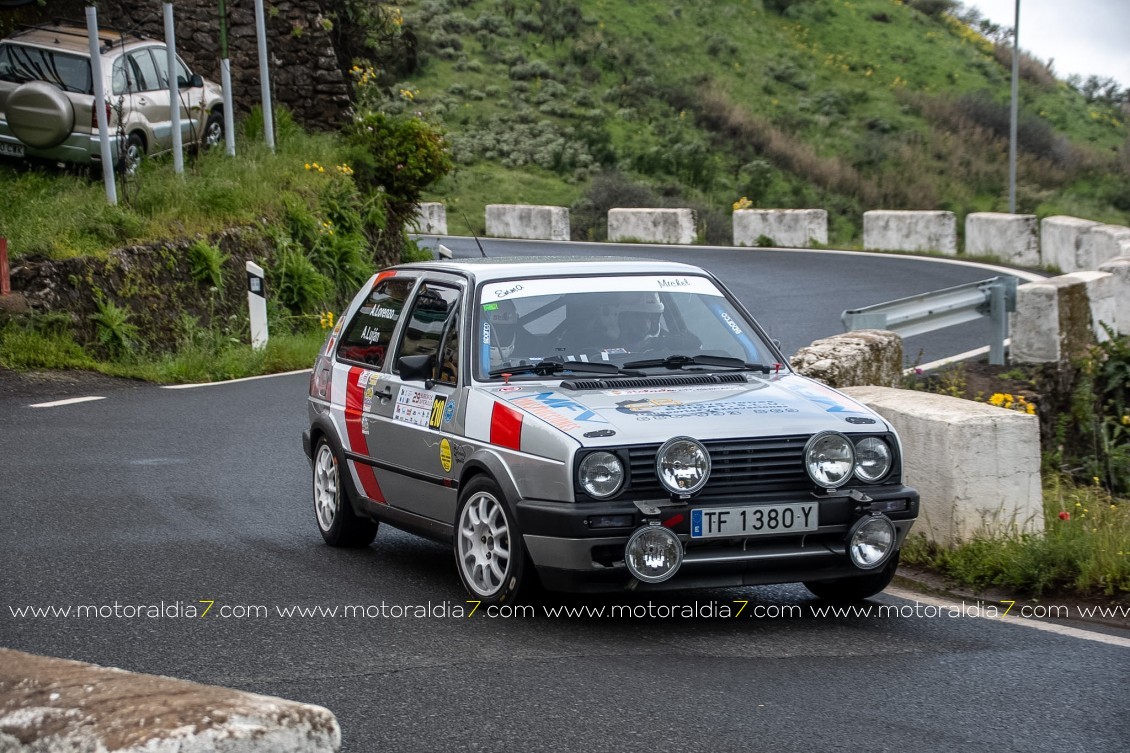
[457,490,514,597]
[313,441,339,532]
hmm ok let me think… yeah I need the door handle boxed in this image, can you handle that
[374,386,393,401]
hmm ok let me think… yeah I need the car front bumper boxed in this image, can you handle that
[518,485,919,592]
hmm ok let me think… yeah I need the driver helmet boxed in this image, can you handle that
[600,292,664,348]
[485,299,520,353]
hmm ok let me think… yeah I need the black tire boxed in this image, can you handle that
[117,132,145,176]
[312,437,378,547]
[454,476,528,605]
[201,111,224,151]
[804,550,900,602]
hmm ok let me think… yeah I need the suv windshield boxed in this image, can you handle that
[475,274,775,380]
[0,44,92,93]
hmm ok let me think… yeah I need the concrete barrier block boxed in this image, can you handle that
[485,204,570,241]
[1010,275,1096,363]
[964,212,1038,266]
[0,648,341,752]
[1061,271,1117,342]
[1098,256,1130,335]
[789,330,903,388]
[841,387,1043,546]
[413,202,447,235]
[1079,224,1130,270]
[732,209,828,248]
[1039,215,1100,272]
[608,208,696,245]
[863,210,957,253]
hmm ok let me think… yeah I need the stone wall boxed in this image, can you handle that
[486,204,570,241]
[863,210,957,254]
[789,330,903,388]
[607,208,696,245]
[19,0,349,129]
[732,209,828,248]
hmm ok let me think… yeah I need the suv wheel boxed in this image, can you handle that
[202,111,224,150]
[118,133,145,175]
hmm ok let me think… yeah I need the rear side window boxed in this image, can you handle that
[337,277,416,368]
[0,44,92,93]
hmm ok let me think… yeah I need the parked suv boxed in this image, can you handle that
[0,23,224,172]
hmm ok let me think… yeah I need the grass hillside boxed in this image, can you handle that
[391,0,1130,245]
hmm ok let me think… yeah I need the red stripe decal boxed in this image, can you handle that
[344,366,386,503]
[490,402,523,451]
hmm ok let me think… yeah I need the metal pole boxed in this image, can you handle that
[1008,0,1020,214]
[85,7,117,205]
[164,3,184,174]
[0,237,9,296]
[253,0,275,152]
[218,0,236,156]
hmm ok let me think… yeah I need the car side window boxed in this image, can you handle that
[397,284,462,384]
[337,277,415,368]
[131,50,161,92]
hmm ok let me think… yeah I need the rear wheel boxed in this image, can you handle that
[455,477,527,605]
[201,111,224,151]
[313,437,378,547]
[804,551,900,602]
[117,132,145,176]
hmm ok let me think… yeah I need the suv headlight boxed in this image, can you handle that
[805,432,855,489]
[578,451,624,498]
[656,437,710,495]
[854,437,892,483]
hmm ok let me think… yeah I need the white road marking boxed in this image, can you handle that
[904,345,1003,374]
[29,396,106,408]
[161,368,312,389]
[886,586,1130,648]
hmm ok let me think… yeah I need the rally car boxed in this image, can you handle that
[303,257,919,604]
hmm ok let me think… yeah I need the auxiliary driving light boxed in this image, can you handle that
[848,515,897,570]
[624,524,683,583]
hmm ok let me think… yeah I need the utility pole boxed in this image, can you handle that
[1008,0,1020,213]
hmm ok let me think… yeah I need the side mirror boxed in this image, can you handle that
[397,354,434,382]
[189,73,204,88]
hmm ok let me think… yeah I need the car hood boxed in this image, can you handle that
[482,373,888,445]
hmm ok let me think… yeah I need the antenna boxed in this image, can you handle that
[461,210,487,258]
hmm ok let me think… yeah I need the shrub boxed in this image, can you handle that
[89,295,139,358]
[344,111,453,205]
[272,247,331,314]
[187,239,227,289]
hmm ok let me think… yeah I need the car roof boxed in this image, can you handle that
[4,25,149,56]
[395,256,716,285]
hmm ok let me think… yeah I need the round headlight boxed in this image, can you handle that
[854,437,893,483]
[624,524,683,583]
[805,432,855,488]
[848,515,897,570]
[656,437,711,495]
[578,451,624,498]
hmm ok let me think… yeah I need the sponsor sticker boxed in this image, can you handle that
[443,400,456,424]
[439,438,453,473]
[394,386,437,427]
[429,397,447,430]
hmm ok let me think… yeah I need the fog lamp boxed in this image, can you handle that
[848,515,897,570]
[624,524,683,583]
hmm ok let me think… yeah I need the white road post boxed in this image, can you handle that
[246,261,268,350]
[253,0,275,152]
[163,3,184,174]
[85,7,117,205]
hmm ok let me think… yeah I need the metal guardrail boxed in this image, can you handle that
[841,276,1019,365]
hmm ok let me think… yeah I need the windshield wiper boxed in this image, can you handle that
[622,354,771,373]
[488,358,644,379]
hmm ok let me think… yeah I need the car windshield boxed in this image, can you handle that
[474,273,776,380]
[0,44,92,93]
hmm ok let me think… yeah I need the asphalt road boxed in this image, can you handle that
[1,373,1127,752]
[414,236,1048,366]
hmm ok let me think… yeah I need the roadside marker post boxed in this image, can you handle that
[246,261,268,350]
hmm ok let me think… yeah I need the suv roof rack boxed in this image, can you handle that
[12,20,147,53]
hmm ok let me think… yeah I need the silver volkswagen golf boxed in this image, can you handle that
[303,257,919,604]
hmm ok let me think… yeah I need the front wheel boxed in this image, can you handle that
[454,477,527,605]
[312,438,378,547]
[201,111,224,151]
[803,550,900,602]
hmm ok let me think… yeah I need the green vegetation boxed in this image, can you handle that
[391,0,1128,242]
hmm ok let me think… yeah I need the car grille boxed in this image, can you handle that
[628,435,813,496]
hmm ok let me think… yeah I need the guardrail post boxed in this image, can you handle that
[246,261,268,350]
[989,281,1007,366]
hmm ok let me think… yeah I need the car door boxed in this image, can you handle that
[364,277,464,524]
[332,273,418,507]
[124,47,170,149]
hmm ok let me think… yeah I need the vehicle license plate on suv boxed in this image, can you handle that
[0,142,25,158]
[690,503,817,538]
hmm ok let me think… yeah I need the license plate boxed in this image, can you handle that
[0,142,24,158]
[691,503,817,538]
